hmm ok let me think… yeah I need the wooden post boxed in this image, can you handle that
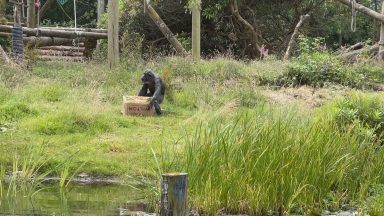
[0,0,6,23]
[27,0,36,27]
[191,3,201,60]
[146,4,188,56]
[108,0,119,69]
[379,2,384,61]
[97,0,105,27]
[14,1,22,27]
[160,173,188,216]
[97,0,105,49]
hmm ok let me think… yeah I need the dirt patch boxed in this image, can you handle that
[263,86,350,109]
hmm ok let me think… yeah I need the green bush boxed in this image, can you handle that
[275,36,382,89]
[333,93,384,144]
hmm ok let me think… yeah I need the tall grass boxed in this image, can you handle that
[173,106,384,215]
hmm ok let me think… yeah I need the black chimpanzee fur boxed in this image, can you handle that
[138,70,165,115]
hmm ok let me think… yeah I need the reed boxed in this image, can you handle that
[177,106,384,214]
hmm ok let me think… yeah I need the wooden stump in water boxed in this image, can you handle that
[161,173,188,216]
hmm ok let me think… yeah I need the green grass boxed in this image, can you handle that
[0,57,383,214]
[161,106,384,214]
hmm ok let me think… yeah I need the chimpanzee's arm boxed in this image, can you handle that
[138,84,148,96]
[152,78,162,101]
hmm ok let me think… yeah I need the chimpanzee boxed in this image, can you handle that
[138,70,165,115]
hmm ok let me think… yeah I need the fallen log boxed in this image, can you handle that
[25,36,86,47]
[39,46,85,52]
[0,33,86,47]
[338,44,379,62]
[36,49,84,57]
[39,55,86,62]
[0,25,108,39]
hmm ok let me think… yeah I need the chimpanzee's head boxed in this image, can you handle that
[141,70,155,84]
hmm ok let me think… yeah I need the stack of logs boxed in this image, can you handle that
[0,24,107,61]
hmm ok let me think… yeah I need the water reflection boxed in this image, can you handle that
[0,183,146,215]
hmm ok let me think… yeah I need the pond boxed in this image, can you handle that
[0,182,149,215]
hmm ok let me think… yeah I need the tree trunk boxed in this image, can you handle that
[39,0,55,20]
[146,4,188,56]
[229,0,261,58]
[379,2,384,61]
[283,14,310,61]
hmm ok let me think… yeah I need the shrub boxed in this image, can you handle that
[333,93,384,144]
[275,36,382,89]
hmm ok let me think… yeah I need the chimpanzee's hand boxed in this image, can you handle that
[148,99,155,108]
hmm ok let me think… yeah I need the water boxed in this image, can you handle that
[0,183,147,215]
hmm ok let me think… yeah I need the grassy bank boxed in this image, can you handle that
[1,57,384,214]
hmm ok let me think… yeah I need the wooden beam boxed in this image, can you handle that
[334,0,384,23]
[108,0,119,69]
[27,0,36,27]
[0,25,108,39]
[146,4,188,56]
[192,4,201,60]
[40,26,107,33]
[379,2,384,61]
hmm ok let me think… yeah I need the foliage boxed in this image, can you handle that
[275,36,383,89]
[333,93,384,145]
[162,107,384,214]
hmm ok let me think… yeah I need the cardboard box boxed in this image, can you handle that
[122,96,155,116]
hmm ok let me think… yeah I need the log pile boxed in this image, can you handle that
[36,45,87,62]
[337,42,380,62]
[0,24,106,61]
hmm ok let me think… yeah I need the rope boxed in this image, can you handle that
[35,0,41,36]
[350,0,357,32]
[72,0,78,46]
